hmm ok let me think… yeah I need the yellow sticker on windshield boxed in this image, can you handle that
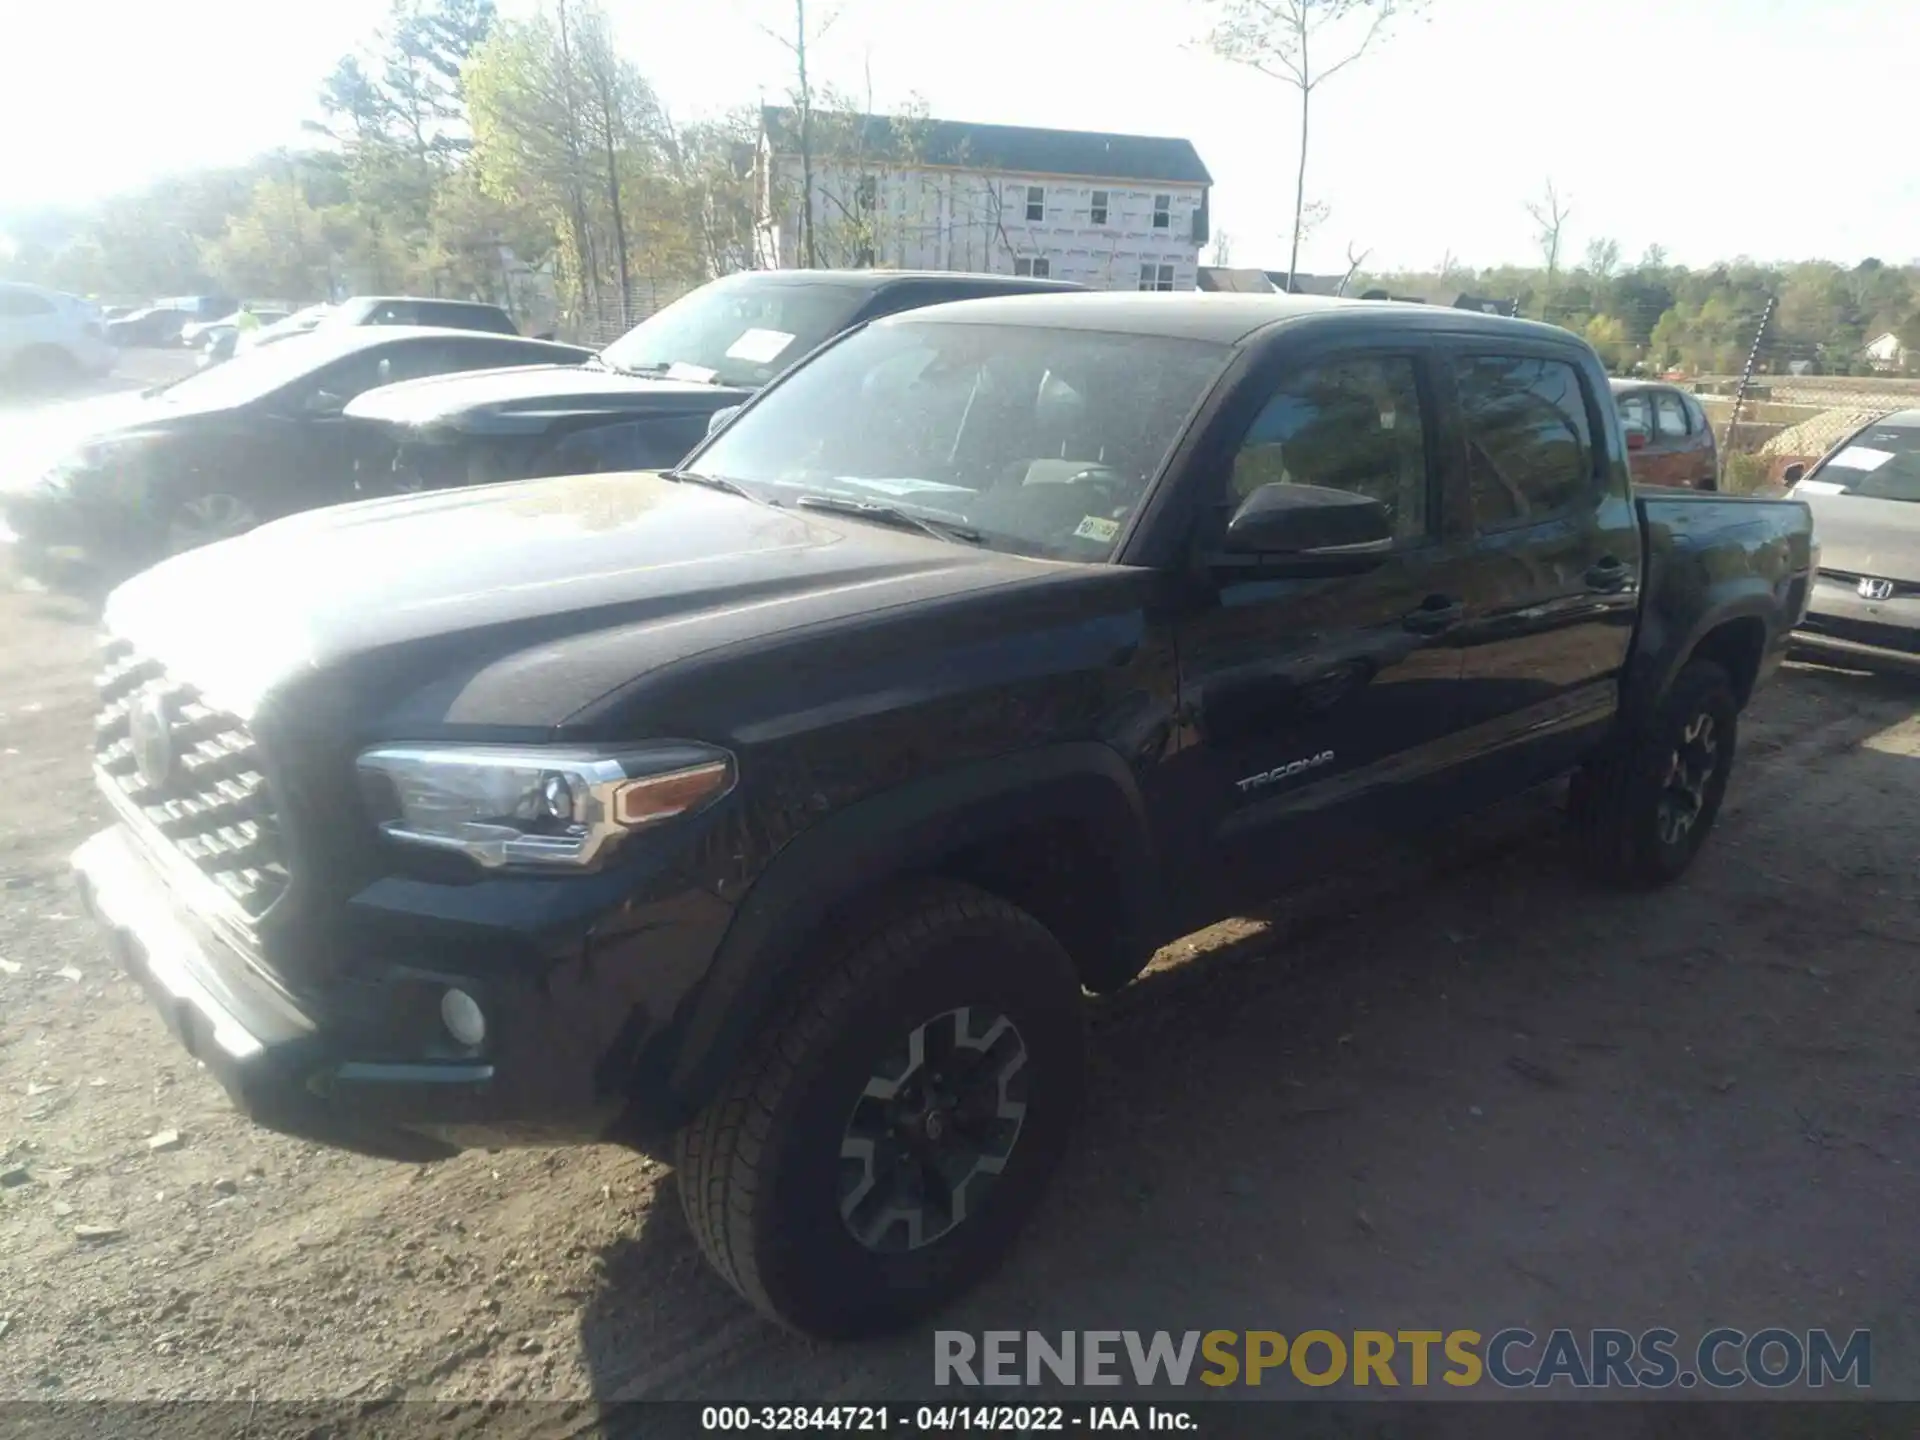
[1074,515,1121,543]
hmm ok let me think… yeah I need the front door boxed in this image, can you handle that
[1166,344,1483,919]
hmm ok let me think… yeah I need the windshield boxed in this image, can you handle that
[689,319,1231,561]
[1804,423,1920,503]
[599,274,869,386]
[147,330,366,408]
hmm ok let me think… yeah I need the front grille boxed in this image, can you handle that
[1798,613,1920,655]
[94,638,290,919]
[1817,568,1920,598]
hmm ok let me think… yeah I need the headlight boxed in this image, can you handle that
[356,743,735,870]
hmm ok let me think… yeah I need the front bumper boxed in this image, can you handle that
[1791,577,1920,674]
[72,822,629,1161]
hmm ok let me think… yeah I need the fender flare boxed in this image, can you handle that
[641,742,1165,1129]
[1628,586,1779,730]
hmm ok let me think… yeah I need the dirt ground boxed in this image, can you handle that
[2,572,1919,1414]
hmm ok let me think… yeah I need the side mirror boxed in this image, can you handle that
[706,405,742,438]
[1781,461,1807,487]
[1220,482,1392,557]
[1624,425,1650,451]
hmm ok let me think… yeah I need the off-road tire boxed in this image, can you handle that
[675,879,1085,1338]
[1571,658,1738,886]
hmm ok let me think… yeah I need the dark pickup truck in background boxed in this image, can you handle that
[72,293,1814,1341]
[341,267,1085,494]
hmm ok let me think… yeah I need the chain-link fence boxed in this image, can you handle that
[557,282,698,349]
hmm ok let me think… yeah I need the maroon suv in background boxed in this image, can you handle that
[1612,378,1719,490]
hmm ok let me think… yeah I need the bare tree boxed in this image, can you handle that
[1209,228,1235,268]
[1201,0,1422,291]
[1336,240,1371,295]
[1526,178,1573,313]
[1584,235,1621,281]
[759,0,841,268]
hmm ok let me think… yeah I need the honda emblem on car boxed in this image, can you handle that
[129,691,175,789]
[1857,577,1895,601]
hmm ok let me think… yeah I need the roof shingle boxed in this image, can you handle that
[761,107,1212,187]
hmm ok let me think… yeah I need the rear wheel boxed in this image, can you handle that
[164,492,261,554]
[675,880,1085,1337]
[6,345,81,393]
[1572,659,1738,885]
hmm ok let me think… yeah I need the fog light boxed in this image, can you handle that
[440,988,486,1048]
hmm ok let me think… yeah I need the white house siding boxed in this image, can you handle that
[759,153,1204,292]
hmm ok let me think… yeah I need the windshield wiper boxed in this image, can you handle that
[793,494,983,544]
[659,468,755,499]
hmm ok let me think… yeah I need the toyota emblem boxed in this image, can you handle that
[129,691,176,789]
[1857,577,1896,602]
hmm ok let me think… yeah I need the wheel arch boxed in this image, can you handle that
[640,742,1166,1133]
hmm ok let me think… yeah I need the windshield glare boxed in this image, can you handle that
[599,275,868,386]
[691,320,1231,561]
[1806,424,1920,503]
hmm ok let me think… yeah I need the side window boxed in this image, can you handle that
[0,289,55,318]
[1654,390,1690,439]
[1152,194,1171,229]
[1090,190,1109,226]
[365,301,413,325]
[1453,353,1596,529]
[299,343,446,410]
[1025,186,1045,223]
[1228,354,1431,543]
[1616,393,1651,435]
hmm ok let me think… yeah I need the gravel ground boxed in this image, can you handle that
[2,562,1919,1415]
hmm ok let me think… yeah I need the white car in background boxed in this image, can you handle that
[0,282,116,388]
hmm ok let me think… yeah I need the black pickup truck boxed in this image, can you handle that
[71,293,1814,1339]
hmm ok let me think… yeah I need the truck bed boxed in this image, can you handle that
[1625,489,1816,716]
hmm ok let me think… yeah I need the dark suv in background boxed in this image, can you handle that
[324,296,520,336]
[344,268,1085,494]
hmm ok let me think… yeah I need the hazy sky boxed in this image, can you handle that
[2,0,1910,273]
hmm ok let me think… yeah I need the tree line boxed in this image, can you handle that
[1,0,762,333]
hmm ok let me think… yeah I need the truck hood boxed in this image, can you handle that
[343,362,753,436]
[1802,490,1920,584]
[104,471,1049,727]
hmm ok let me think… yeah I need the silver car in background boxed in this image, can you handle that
[1789,408,1920,672]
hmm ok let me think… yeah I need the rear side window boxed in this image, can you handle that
[1654,391,1690,438]
[0,289,55,318]
[1453,354,1595,529]
[1616,392,1651,434]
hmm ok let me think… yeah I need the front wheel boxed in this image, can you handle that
[675,880,1085,1338]
[1572,658,1738,886]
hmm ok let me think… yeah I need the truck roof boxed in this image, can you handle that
[879,290,1590,347]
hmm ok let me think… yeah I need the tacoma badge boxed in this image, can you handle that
[1236,750,1335,793]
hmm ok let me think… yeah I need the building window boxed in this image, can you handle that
[856,175,876,212]
[1138,263,1176,292]
[1014,257,1051,278]
[1026,185,1045,222]
[1091,190,1109,226]
[1153,194,1171,229]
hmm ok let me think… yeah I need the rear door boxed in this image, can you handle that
[1648,387,1709,488]
[1167,336,1485,917]
[1443,344,1642,794]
